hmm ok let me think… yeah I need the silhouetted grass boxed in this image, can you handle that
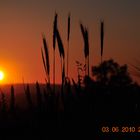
[53,13,58,93]
[0,13,139,140]
[55,23,65,93]
[25,84,33,110]
[1,92,7,114]
[35,81,43,111]
[10,85,15,113]
[67,13,71,77]
[41,34,50,84]
[100,20,104,63]
[56,28,65,59]
[80,23,89,76]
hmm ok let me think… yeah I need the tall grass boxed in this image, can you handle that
[100,21,104,63]
[41,34,50,84]
[36,81,43,110]
[25,84,33,109]
[80,23,89,77]
[67,13,71,78]
[10,85,15,113]
[1,92,6,114]
[53,13,58,92]
[0,14,139,139]
[56,29,65,59]
[56,28,65,79]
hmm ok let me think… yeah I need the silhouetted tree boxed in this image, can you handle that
[92,59,133,86]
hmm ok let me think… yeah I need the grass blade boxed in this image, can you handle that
[101,21,104,62]
[42,35,50,75]
[80,23,89,76]
[53,13,58,50]
[36,81,42,110]
[42,34,50,83]
[41,48,47,75]
[53,13,58,92]
[10,85,15,112]
[67,13,71,77]
[80,23,89,58]
[67,13,71,42]
[25,84,33,109]
[56,29,65,59]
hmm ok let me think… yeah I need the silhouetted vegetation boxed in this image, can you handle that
[80,23,89,76]
[0,13,139,139]
[92,59,132,86]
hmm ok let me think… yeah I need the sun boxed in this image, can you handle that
[0,71,4,81]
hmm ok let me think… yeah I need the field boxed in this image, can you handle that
[0,13,139,139]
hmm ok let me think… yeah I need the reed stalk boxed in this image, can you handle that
[67,13,71,77]
[53,13,58,92]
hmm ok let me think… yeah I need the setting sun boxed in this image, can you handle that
[0,71,4,81]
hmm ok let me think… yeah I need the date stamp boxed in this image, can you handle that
[101,126,140,133]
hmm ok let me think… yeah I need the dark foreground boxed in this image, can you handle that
[0,82,140,139]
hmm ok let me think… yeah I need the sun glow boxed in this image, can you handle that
[0,71,4,81]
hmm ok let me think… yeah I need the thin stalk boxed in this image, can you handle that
[87,55,90,77]
[100,21,104,64]
[67,41,69,77]
[53,49,55,93]
[67,13,71,78]
[60,57,63,84]
[101,55,103,64]
[85,58,87,76]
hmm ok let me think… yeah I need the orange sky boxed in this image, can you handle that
[0,0,140,84]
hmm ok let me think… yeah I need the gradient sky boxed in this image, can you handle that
[0,0,140,84]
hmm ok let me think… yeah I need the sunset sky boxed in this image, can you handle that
[0,0,139,84]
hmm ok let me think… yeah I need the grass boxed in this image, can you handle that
[41,34,50,84]
[100,20,104,63]
[80,23,89,77]
[53,13,58,92]
[67,13,71,78]
[0,13,139,139]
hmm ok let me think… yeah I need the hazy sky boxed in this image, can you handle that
[0,0,139,84]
